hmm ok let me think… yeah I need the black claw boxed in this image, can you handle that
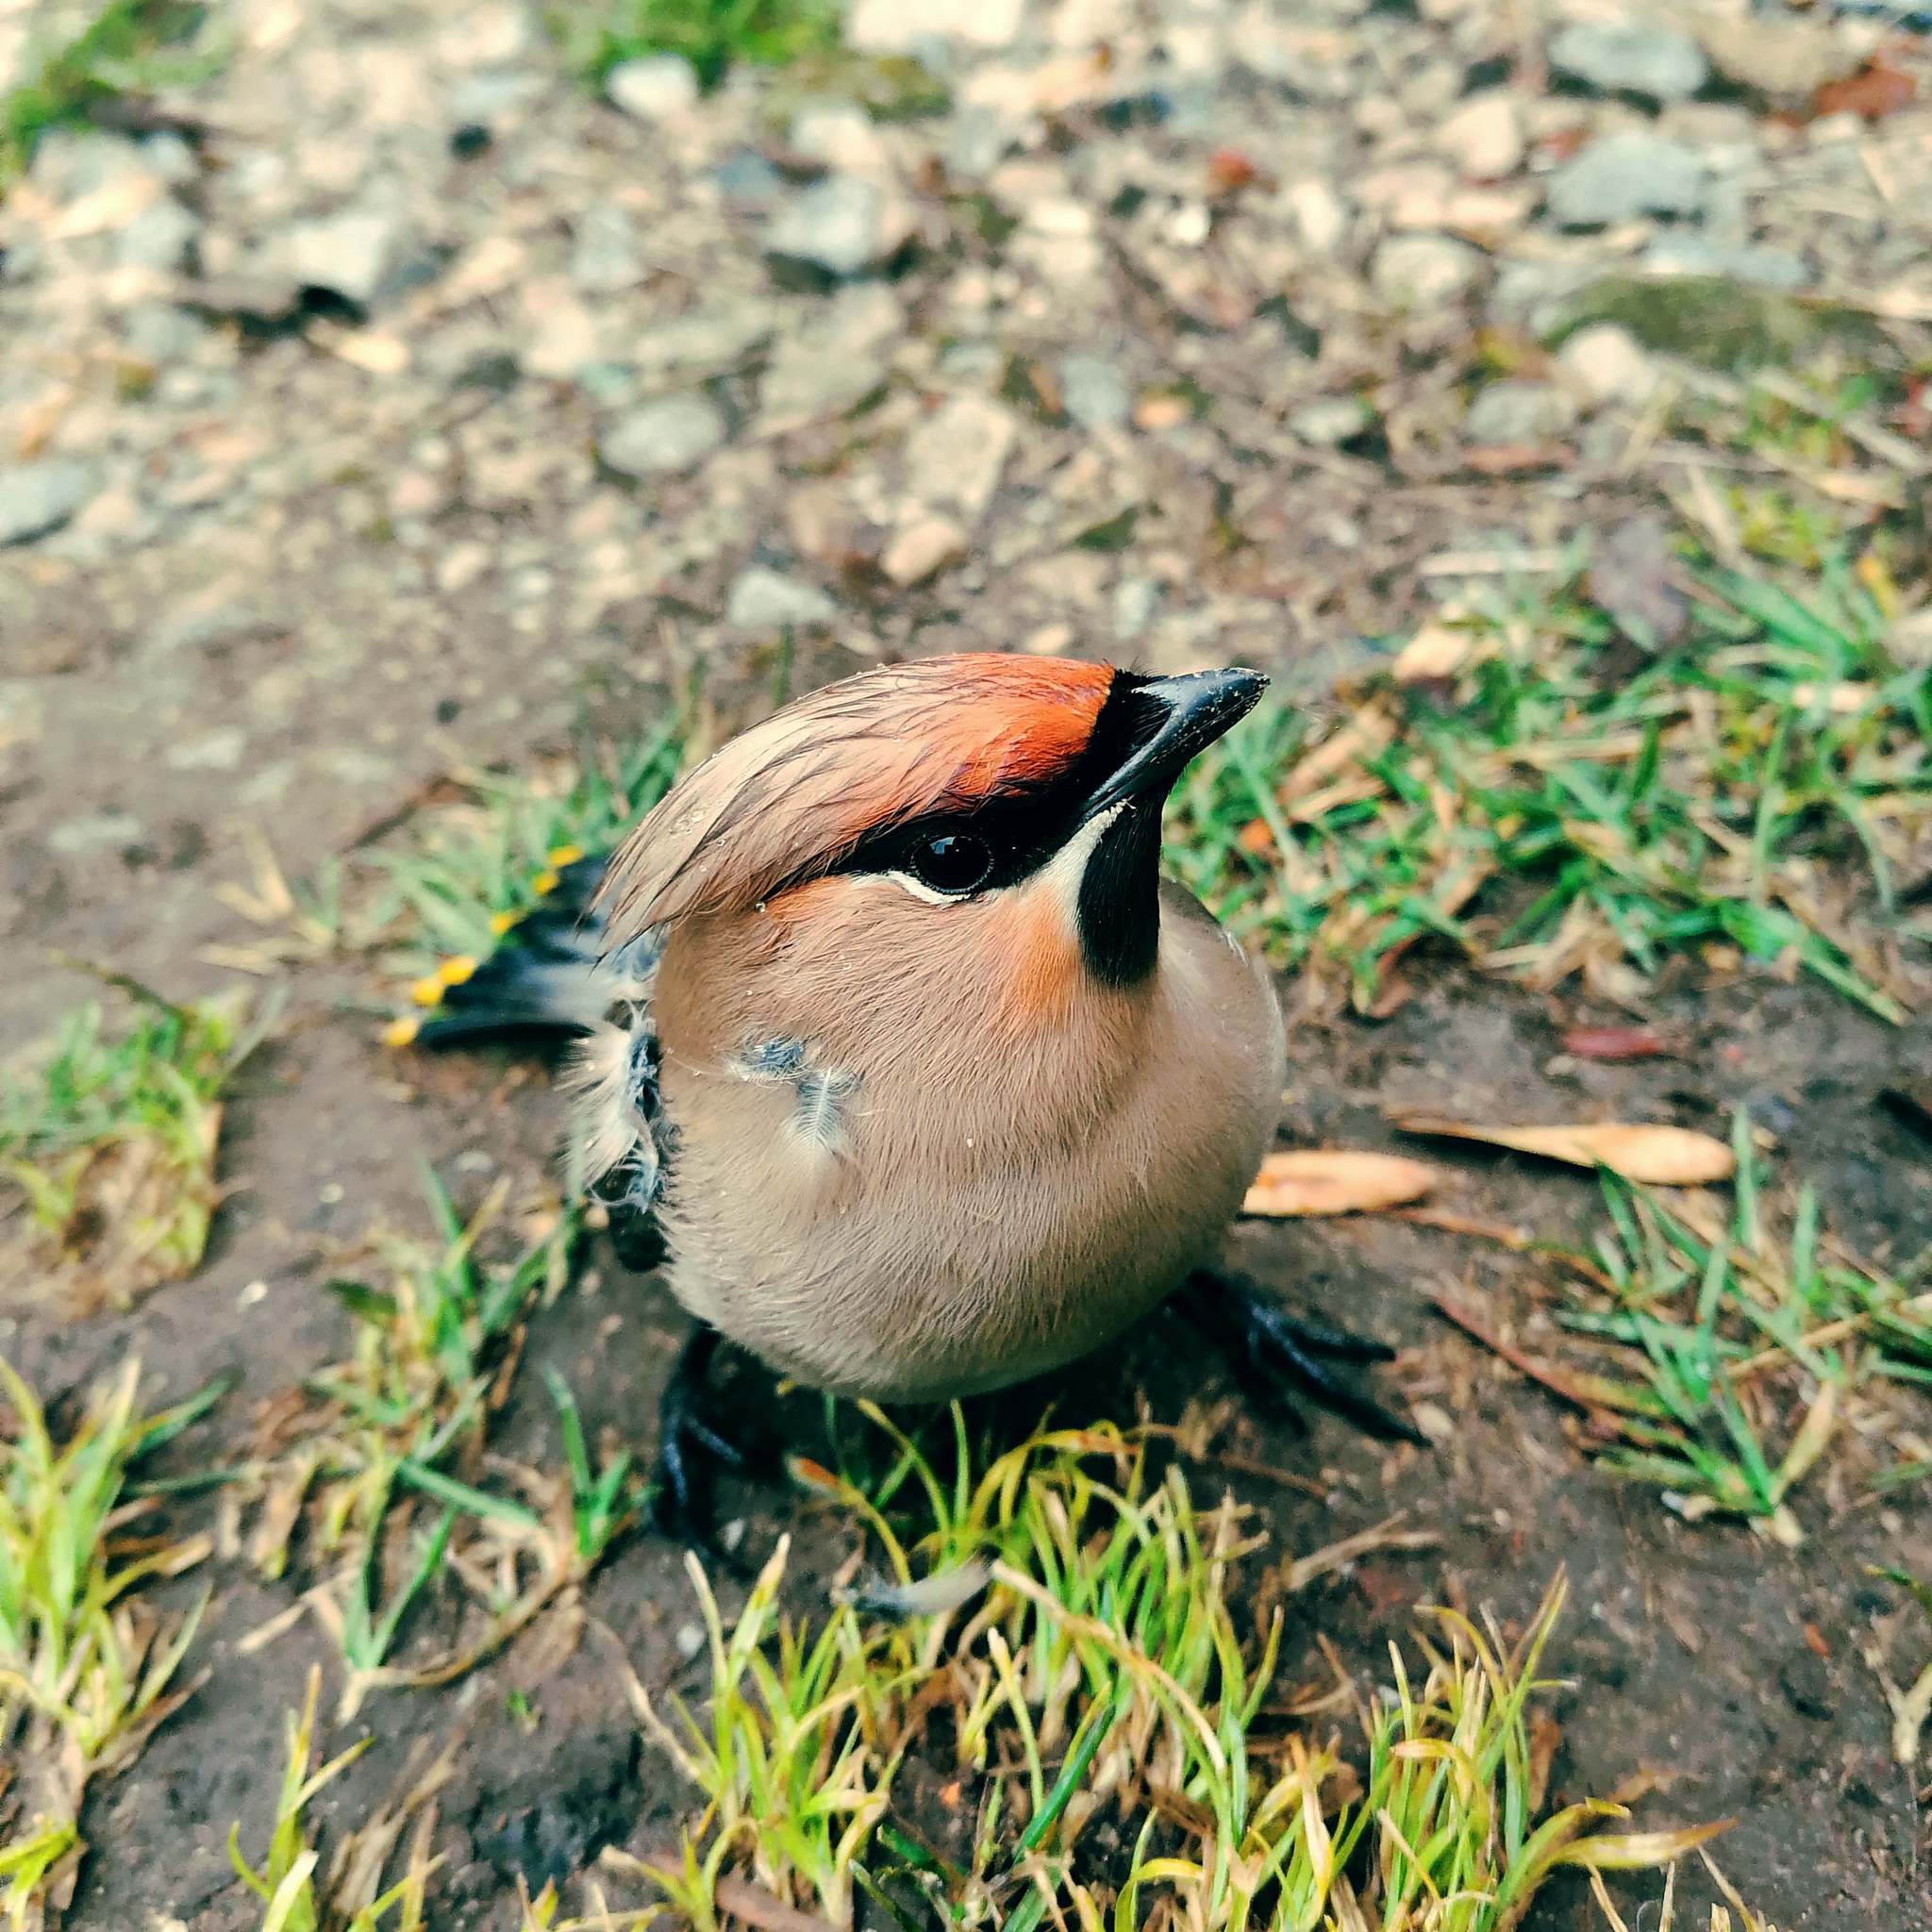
[1247,1300,1397,1364]
[651,1327,753,1550]
[1186,1271,1427,1447]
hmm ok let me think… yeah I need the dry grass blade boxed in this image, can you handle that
[1391,1115,1736,1185]
[1274,1513,1440,1593]
[1,1357,216,1926]
[1429,1291,1631,1419]
[1241,1150,1439,1218]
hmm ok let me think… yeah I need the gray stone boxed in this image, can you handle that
[791,104,891,177]
[1113,576,1159,642]
[882,516,968,586]
[28,128,151,202]
[0,459,99,546]
[571,203,641,291]
[1435,93,1524,179]
[766,175,914,279]
[714,150,786,208]
[1289,395,1375,446]
[758,285,900,430]
[1545,132,1708,228]
[1643,236,1808,291]
[634,301,778,380]
[936,341,1006,391]
[123,304,202,365]
[1287,179,1347,255]
[287,210,403,307]
[1550,22,1708,103]
[1370,234,1483,308]
[599,394,726,477]
[164,727,247,772]
[48,810,142,856]
[1464,380,1576,446]
[726,567,837,629]
[847,0,1023,51]
[1695,15,1858,100]
[606,54,699,121]
[947,108,1016,182]
[1059,355,1132,432]
[136,131,199,187]
[451,69,544,122]
[116,196,201,273]
[1556,325,1658,407]
[903,395,1016,522]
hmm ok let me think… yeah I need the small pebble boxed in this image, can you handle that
[606,55,699,121]
[1434,93,1524,179]
[1370,233,1484,308]
[1556,324,1659,408]
[725,567,837,630]
[0,458,100,546]
[882,515,968,586]
[1545,131,1708,228]
[599,394,726,479]
[1550,21,1708,104]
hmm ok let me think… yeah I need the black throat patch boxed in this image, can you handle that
[1076,797,1162,986]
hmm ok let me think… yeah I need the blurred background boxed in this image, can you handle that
[2,2,1931,1928]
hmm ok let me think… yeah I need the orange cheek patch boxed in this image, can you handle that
[989,885,1081,1032]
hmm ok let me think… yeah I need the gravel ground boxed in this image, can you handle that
[4,1,1932,1926]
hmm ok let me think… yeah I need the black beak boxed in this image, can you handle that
[1082,667,1268,820]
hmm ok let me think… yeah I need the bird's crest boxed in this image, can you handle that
[598,656,1113,941]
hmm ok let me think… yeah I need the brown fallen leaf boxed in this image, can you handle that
[1390,1114,1735,1185]
[1465,442,1564,475]
[1813,60,1916,123]
[1242,1149,1438,1217]
[1391,619,1477,683]
[1207,145,1262,194]
[1561,1025,1668,1061]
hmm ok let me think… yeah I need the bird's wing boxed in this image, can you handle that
[407,855,618,1043]
[408,851,671,1268]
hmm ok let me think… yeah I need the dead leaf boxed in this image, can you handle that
[1208,146,1262,194]
[1132,391,1191,430]
[1242,1149,1438,1217]
[1391,1114,1735,1185]
[1280,704,1395,800]
[1813,61,1916,123]
[1391,621,1475,682]
[1587,513,1689,647]
[310,325,411,375]
[46,174,161,240]
[1561,1025,1668,1061]
[1465,443,1563,475]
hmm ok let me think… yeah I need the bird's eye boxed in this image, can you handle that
[907,831,994,897]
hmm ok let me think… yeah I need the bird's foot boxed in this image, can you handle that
[652,1326,754,1552]
[1184,1269,1425,1446]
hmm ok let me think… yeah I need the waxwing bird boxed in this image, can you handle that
[410,655,1420,1530]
